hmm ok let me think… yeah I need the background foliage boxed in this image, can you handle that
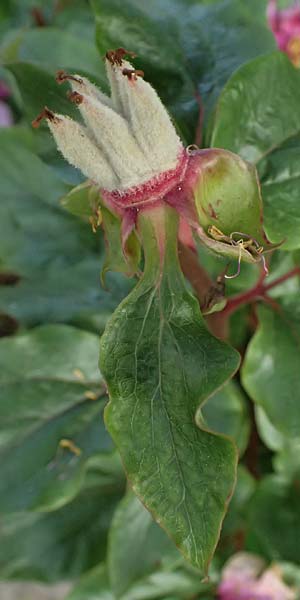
[1,0,300,598]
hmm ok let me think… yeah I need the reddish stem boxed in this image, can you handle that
[264,266,300,293]
[222,266,300,318]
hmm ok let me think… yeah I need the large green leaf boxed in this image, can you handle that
[7,62,81,124]
[0,479,123,583]
[248,475,300,564]
[0,325,116,512]
[0,128,131,326]
[100,206,240,573]
[210,53,300,249]
[92,0,274,142]
[242,301,300,439]
[2,27,105,82]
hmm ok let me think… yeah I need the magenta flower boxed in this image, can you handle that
[267,0,300,66]
[218,553,295,600]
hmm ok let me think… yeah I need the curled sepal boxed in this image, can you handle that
[100,206,141,285]
[60,180,101,220]
[100,205,240,574]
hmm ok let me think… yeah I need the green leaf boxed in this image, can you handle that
[121,569,213,600]
[7,62,80,123]
[242,302,300,439]
[0,128,131,327]
[66,564,114,600]
[101,207,141,283]
[248,475,300,564]
[259,135,300,249]
[3,27,105,82]
[0,325,116,513]
[255,406,285,452]
[274,440,300,483]
[108,492,178,598]
[210,53,300,249]
[0,259,131,329]
[201,380,250,455]
[219,466,256,559]
[0,126,69,207]
[100,206,240,573]
[0,481,122,583]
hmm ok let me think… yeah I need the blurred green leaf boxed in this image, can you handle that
[108,492,178,598]
[3,28,105,82]
[66,564,114,600]
[0,481,122,583]
[242,302,300,439]
[248,475,300,564]
[120,569,213,600]
[0,126,69,206]
[210,53,300,249]
[0,324,115,513]
[219,466,256,559]
[255,406,285,452]
[7,62,79,123]
[274,440,300,483]
[259,135,300,250]
[0,128,131,326]
[201,380,250,455]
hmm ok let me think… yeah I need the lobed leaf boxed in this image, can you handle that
[100,206,240,573]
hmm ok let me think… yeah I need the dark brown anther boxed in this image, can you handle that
[105,47,137,66]
[56,70,83,85]
[32,107,56,128]
[67,91,84,105]
[122,68,144,81]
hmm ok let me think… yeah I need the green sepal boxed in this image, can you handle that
[60,181,101,219]
[100,207,141,285]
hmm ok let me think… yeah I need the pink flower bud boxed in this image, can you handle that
[218,553,295,600]
[267,0,300,67]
